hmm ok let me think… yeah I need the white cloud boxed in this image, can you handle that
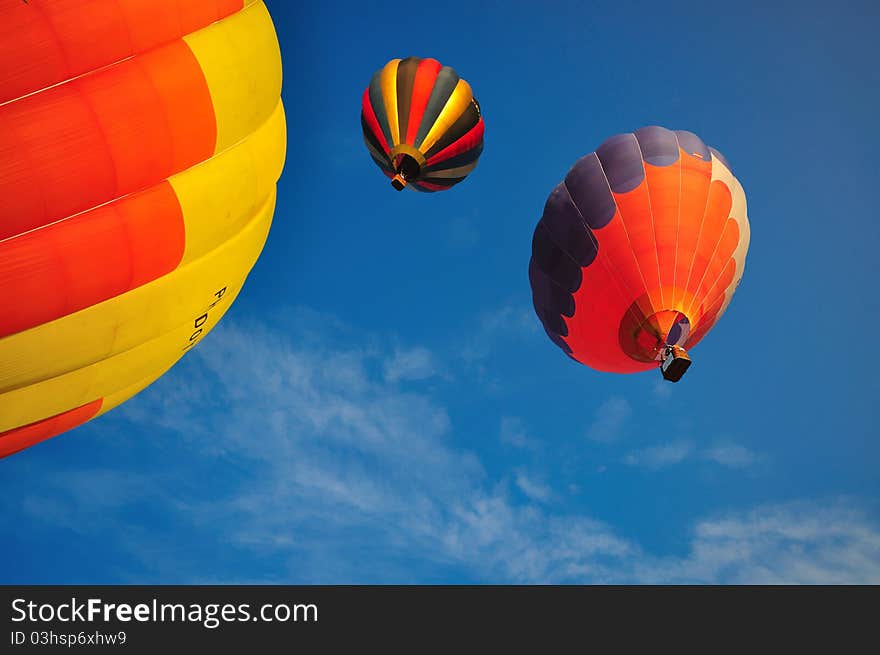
[623,440,694,469]
[499,416,539,450]
[623,439,762,471]
[587,396,632,443]
[702,442,761,469]
[383,346,437,383]
[461,303,539,364]
[514,472,552,503]
[637,501,880,584]
[5,314,878,584]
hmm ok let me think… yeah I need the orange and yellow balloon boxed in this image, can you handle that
[0,0,286,457]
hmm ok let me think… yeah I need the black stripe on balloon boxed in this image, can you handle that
[416,175,467,188]
[395,57,420,144]
[634,126,679,167]
[543,324,573,354]
[564,153,617,229]
[368,150,393,173]
[423,142,483,173]
[532,294,569,338]
[422,99,481,160]
[675,130,710,161]
[531,221,582,294]
[361,114,389,162]
[529,259,575,318]
[528,266,571,342]
[413,66,460,148]
[540,184,598,267]
[596,133,644,194]
[368,71,393,150]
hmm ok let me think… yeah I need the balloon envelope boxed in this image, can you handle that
[361,56,484,192]
[529,127,750,375]
[0,0,286,457]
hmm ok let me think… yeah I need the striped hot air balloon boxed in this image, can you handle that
[361,56,484,192]
[529,127,750,382]
[0,0,286,457]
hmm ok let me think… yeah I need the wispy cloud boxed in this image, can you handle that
[702,441,762,469]
[461,303,539,364]
[623,440,694,469]
[638,501,880,584]
[383,346,438,383]
[4,312,877,584]
[514,471,552,503]
[499,416,539,450]
[587,396,632,443]
[623,439,762,471]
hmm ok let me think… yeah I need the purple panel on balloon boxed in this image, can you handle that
[635,126,680,167]
[596,133,644,194]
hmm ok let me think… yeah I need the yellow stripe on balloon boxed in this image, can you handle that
[418,79,473,154]
[184,0,283,153]
[175,100,286,265]
[94,284,247,423]
[379,59,402,146]
[0,280,247,433]
[0,191,275,430]
[93,366,172,419]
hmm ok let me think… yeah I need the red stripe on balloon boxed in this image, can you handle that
[0,0,244,104]
[415,180,449,192]
[426,118,484,167]
[0,182,186,339]
[0,39,216,241]
[405,58,442,144]
[0,399,103,459]
[362,88,390,155]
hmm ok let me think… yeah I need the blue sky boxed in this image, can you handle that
[2,0,879,583]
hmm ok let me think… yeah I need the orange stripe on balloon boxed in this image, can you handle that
[0,181,185,339]
[689,218,739,319]
[612,180,663,311]
[0,398,103,459]
[405,58,443,145]
[670,150,712,310]
[687,260,735,347]
[592,208,652,320]
[683,179,732,310]
[0,0,244,104]
[642,162,680,306]
[0,39,216,241]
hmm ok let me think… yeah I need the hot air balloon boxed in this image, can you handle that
[529,127,750,382]
[0,0,286,457]
[361,57,484,192]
